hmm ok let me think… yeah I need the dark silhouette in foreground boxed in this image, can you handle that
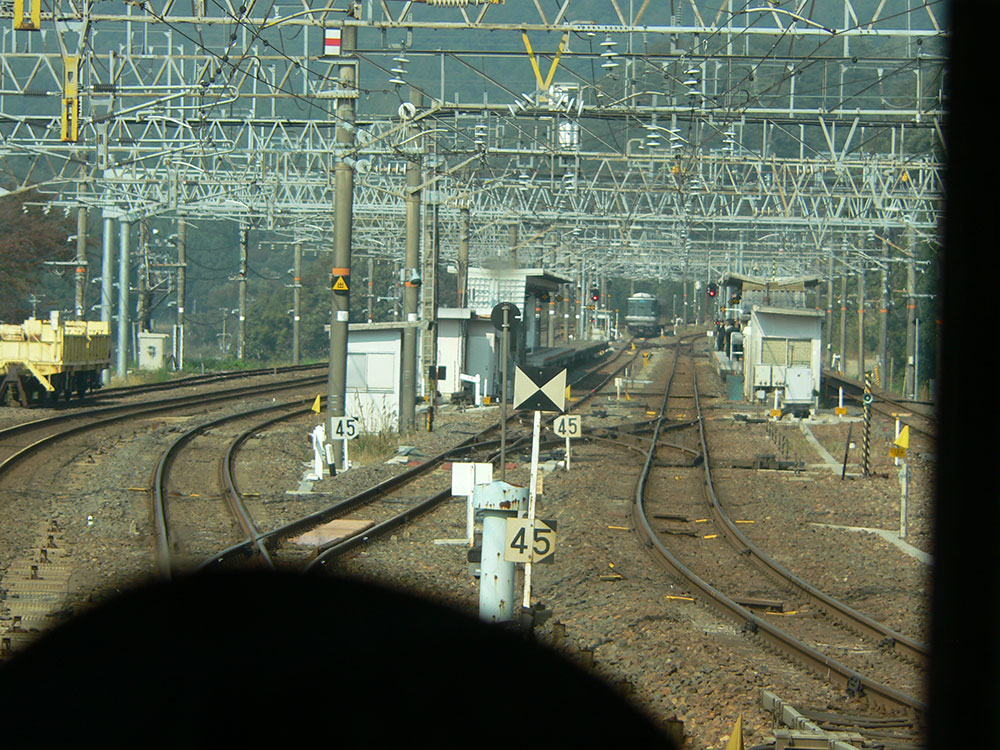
[0,571,674,747]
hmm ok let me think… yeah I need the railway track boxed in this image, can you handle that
[823,369,935,440]
[0,335,930,747]
[0,369,331,655]
[632,339,926,718]
[196,340,644,572]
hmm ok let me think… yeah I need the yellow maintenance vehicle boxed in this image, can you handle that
[0,312,111,405]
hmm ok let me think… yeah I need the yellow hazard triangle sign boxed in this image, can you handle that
[893,425,910,449]
[724,714,744,750]
[890,424,909,458]
[332,276,349,291]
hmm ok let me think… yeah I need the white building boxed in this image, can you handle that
[742,306,824,414]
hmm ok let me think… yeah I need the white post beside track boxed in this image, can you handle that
[899,461,909,539]
[309,424,326,480]
[472,481,527,623]
[521,410,542,610]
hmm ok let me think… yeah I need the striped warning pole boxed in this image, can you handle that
[862,372,873,476]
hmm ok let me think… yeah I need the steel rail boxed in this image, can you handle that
[6,363,326,410]
[630,341,927,715]
[94,363,327,401]
[0,375,328,480]
[150,399,305,577]
[696,369,929,665]
[823,370,935,438]
[199,340,644,570]
[0,373,328,443]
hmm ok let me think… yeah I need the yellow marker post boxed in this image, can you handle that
[311,395,322,413]
[894,425,910,449]
[724,714,744,750]
[890,425,909,459]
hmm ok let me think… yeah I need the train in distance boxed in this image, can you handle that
[624,292,665,338]
[0,312,111,405]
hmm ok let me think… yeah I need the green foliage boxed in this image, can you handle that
[826,234,939,396]
[0,192,76,322]
[181,357,263,373]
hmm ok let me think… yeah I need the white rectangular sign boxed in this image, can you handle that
[451,462,493,497]
[331,416,359,440]
[504,518,557,564]
[324,27,342,56]
[553,414,581,439]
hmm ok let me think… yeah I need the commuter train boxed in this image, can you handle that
[624,292,663,337]
[0,312,111,405]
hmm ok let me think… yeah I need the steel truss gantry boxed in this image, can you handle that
[0,0,944,284]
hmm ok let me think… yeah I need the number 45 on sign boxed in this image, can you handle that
[331,416,359,439]
[553,414,581,438]
[505,518,557,564]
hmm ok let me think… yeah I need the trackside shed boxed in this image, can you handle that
[742,305,823,413]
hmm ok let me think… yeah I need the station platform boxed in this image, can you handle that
[523,341,611,370]
[712,350,745,401]
[712,349,742,377]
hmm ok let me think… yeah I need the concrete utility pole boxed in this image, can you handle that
[562,283,570,342]
[236,226,249,360]
[327,16,358,464]
[838,251,848,373]
[292,241,301,365]
[458,205,470,307]
[599,274,607,334]
[682,258,689,324]
[825,248,834,367]
[904,224,917,399]
[176,217,186,369]
[74,203,87,320]
[116,220,131,378]
[878,239,889,378]
[101,213,115,384]
[136,220,149,334]
[857,260,866,378]
[547,291,556,346]
[422,157,440,431]
[400,87,422,433]
[366,255,374,323]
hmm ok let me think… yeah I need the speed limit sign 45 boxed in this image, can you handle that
[331,416,359,439]
[553,414,581,439]
[504,518,557,564]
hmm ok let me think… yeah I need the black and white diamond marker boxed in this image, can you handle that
[513,366,566,412]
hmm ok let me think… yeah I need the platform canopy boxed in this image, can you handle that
[721,273,822,293]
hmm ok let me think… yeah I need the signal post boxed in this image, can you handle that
[326,13,358,469]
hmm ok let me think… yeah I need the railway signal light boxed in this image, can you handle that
[590,287,599,302]
[707,282,718,298]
